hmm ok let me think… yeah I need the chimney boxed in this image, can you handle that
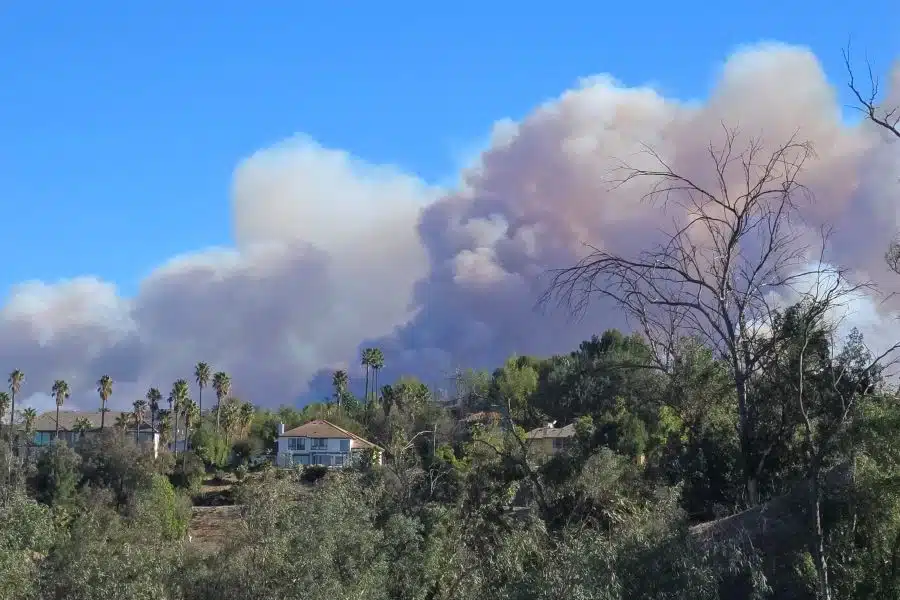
[277,423,285,436]
[545,420,556,429]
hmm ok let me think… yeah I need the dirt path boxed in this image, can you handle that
[189,505,243,552]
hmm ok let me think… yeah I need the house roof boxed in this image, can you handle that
[33,410,157,433]
[280,419,381,450]
[526,423,576,439]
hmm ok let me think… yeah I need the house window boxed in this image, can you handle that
[552,438,565,450]
[288,437,306,451]
[339,439,350,452]
[311,454,333,466]
[311,438,327,450]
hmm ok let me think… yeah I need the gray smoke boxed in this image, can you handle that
[2,44,898,413]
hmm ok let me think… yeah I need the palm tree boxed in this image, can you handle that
[332,370,349,405]
[222,399,240,446]
[182,398,199,450]
[146,387,162,434]
[238,402,254,438]
[361,349,373,402]
[370,348,385,402]
[97,375,113,430]
[20,407,37,462]
[157,413,172,447]
[72,416,92,441]
[51,380,70,440]
[171,379,189,458]
[194,362,211,419]
[8,370,24,451]
[115,412,132,432]
[211,372,231,434]
[133,399,148,444]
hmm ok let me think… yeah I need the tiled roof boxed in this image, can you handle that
[526,423,576,439]
[32,410,156,433]
[280,419,381,450]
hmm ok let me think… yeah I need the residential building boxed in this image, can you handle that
[30,410,161,458]
[525,422,576,456]
[276,419,382,468]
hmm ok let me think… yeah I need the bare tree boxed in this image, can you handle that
[844,47,900,140]
[543,127,859,505]
[844,46,900,275]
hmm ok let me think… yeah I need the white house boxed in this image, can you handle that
[276,419,382,468]
[30,410,161,458]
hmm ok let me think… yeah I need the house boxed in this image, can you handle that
[276,419,382,468]
[525,421,576,455]
[30,410,161,458]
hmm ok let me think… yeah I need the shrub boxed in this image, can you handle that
[301,465,329,484]
[31,441,81,508]
[169,452,206,494]
[235,464,248,481]
[75,430,156,510]
[190,427,229,468]
[131,474,190,541]
[232,436,263,466]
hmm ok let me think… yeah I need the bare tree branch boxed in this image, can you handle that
[540,127,866,505]
[844,45,900,139]
[844,45,900,276]
[887,239,900,276]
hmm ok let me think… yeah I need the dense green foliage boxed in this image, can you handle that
[2,312,900,598]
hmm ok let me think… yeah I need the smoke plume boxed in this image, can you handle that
[2,43,899,412]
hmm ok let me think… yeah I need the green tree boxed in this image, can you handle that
[370,348,385,401]
[211,371,231,434]
[7,369,24,452]
[238,402,254,438]
[96,375,113,430]
[146,387,162,435]
[114,412,132,432]
[361,348,374,402]
[72,416,92,439]
[0,392,9,433]
[50,380,69,440]
[182,398,199,450]
[222,399,240,446]
[492,355,540,425]
[19,407,37,464]
[194,361,211,419]
[0,492,55,600]
[332,369,349,405]
[170,379,189,459]
[132,399,147,444]
[32,441,81,508]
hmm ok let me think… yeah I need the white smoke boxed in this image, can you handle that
[2,44,899,412]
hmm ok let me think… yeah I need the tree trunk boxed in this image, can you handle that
[216,399,221,433]
[55,405,60,441]
[100,399,106,430]
[198,387,203,421]
[805,455,832,600]
[8,391,15,457]
[365,367,370,403]
[174,408,179,460]
[733,374,759,506]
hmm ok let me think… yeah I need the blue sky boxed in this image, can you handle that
[1,1,897,298]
